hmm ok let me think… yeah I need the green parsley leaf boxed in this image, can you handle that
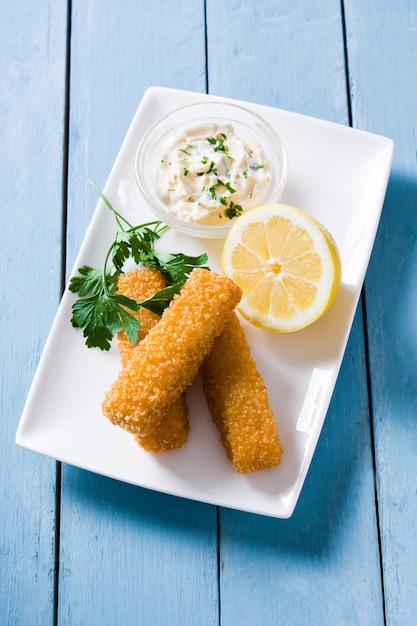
[69,266,104,297]
[150,251,209,284]
[69,179,210,350]
[71,292,141,351]
[139,283,183,316]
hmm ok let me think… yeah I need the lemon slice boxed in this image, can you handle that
[222,204,342,332]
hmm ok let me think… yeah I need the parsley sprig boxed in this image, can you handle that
[69,179,209,351]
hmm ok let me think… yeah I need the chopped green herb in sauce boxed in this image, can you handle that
[155,123,271,225]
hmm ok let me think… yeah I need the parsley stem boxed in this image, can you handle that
[87,174,167,241]
[86,177,132,229]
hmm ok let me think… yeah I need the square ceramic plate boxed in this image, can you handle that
[16,87,393,518]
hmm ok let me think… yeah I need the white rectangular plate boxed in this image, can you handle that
[16,87,393,518]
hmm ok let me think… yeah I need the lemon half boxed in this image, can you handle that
[222,204,342,332]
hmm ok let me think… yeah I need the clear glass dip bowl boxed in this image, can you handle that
[135,101,288,239]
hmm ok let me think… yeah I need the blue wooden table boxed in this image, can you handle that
[2,1,416,624]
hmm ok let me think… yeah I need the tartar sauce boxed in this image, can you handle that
[154,123,272,225]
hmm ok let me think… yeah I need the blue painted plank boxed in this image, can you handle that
[58,2,219,625]
[58,469,219,626]
[0,1,68,624]
[345,1,417,623]
[207,0,350,125]
[206,0,384,623]
[66,0,207,269]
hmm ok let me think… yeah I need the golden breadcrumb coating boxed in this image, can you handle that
[133,393,189,453]
[102,268,242,436]
[201,312,282,473]
[117,268,166,354]
[116,268,189,452]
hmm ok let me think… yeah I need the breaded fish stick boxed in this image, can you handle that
[116,268,189,452]
[201,312,282,473]
[102,268,242,436]
[117,268,169,366]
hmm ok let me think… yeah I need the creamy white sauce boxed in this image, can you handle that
[154,123,272,225]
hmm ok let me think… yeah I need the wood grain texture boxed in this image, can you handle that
[58,468,218,626]
[59,2,219,625]
[206,0,384,623]
[207,0,350,125]
[0,1,68,624]
[345,1,417,623]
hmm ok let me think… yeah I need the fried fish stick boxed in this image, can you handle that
[116,268,169,367]
[133,395,189,453]
[102,268,242,436]
[201,312,282,473]
[116,268,189,452]
[117,268,240,366]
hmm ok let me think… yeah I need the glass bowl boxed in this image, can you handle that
[134,101,288,239]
